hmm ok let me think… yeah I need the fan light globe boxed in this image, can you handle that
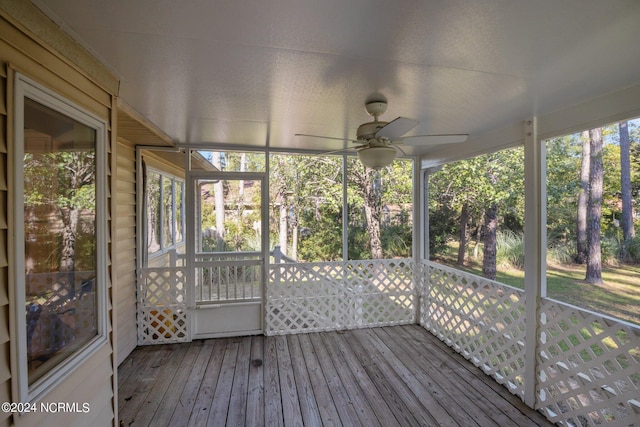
[357,146,396,170]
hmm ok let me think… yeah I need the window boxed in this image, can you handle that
[145,167,184,256]
[14,73,108,401]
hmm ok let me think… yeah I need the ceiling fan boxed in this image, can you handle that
[295,101,468,169]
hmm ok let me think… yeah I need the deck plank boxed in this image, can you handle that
[226,338,252,427]
[352,328,448,426]
[305,332,365,427]
[187,339,227,426]
[323,331,399,427]
[318,331,383,427]
[296,333,343,426]
[118,344,178,424]
[275,335,304,427]
[287,334,323,426]
[132,343,191,427]
[263,334,284,427]
[403,324,552,426]
[345,329,424,426]
[245,336,265,427]
[168,340,213,427]
[206,341,239,426]
[148,341,204,427]
[118,325,554,427]
[377,326,499,426]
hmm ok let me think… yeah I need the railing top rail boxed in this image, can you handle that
[425,260,524,294]
[196,251,262,258]
[544,296,640,332]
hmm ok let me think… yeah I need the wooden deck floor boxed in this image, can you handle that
[118,325,553,426]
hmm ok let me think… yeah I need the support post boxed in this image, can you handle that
[523,117,546,407]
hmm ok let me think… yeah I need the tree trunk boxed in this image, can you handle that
[60,207,79,272]
[576,130,590,263]
[212,152,225,240]
[482,203,498,280]
[362,168,383,259]
[279,199,288,256]
[586,128,603,285]
[457,204,469,265]
[619,121,635,246]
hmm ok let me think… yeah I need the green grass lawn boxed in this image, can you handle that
[432,245,640,325]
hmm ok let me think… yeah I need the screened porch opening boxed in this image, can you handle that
[131,144,640,427]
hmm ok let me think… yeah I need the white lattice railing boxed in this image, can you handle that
[421,261,640,427]
[537,299,640,426]
[135,254,639,426]
[137,267,189,344]
[266,258,415,335]
[420,261,527,396]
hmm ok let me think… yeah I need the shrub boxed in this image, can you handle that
[496,230,524,269]
[547,240,575,265]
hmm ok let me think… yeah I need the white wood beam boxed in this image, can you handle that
[523,117,546,408]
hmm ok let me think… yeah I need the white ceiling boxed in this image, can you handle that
[34,0,640,157]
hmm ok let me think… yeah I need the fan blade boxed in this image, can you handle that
[402,134,468,146]
[375,117,419,140]
[295,133,360,143]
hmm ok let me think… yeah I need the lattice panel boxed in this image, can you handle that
[421,262,527,396]
[267,262,350,334]
[345,259,415,327]
[266,259,415,335]
[138,307,188,343]
[137,267,189,344]
[537,299,640,426]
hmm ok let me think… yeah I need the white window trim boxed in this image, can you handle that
[12,73,109,403]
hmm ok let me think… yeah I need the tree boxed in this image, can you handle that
[576,130,590,263]
[586,128,603,284]
[457,204,469,265]
[482,203,498,280]
[270,154,343,261]
[619,121,636,248]
[349,162,383,259]
[427,147,524,271]
[25,150,96,272]
[212,152,225,240]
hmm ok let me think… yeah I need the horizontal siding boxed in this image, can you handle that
[0,64,9,427]
[1,5,116,425]
[115,140,138,365]
[0,37,110,120]
[21,345,114,426]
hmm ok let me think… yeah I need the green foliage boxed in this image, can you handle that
[428,146,525,261]
[547,240,575,265]
[428,203,457,257]
[270,153,413,261]
[621,236,640,262]
[381,214,412,258]
[348,224,371,260]
[495,231,524,269]
[298,205,343,261]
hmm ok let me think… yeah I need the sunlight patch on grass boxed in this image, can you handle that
[433,242,640,325]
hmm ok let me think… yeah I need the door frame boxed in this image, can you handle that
[185,169,268,339]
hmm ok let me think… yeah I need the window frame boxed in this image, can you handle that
[145,166,185,259]
[12,73,109,403]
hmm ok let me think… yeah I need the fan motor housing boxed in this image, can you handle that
[356,121,388,141]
